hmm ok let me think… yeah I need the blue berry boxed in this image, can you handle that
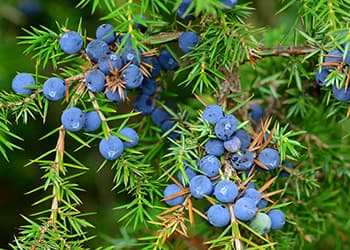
[332,84,350,102]
[134,15,147,33]
[202,105,224,124]
[120,126,139,148]
[163,184,184,206]
[315,67,329,87]
[199,155,221,177]
[177,0,193,20]
[98,54,123,75]
[106,89,127,103]
[214,179,238,203]
[159,50,178,70]
[83,111,101,132]
[151,108,171,126]
[234,129,251,149]
[233,197,256,221]
[12,73,35,95]
[178,166,198,185]
[59,31,83,54]
[242,188,261,205]
[220,0,238,9]
[257,148,280,170]
[231,149,254,171]
[122,64,144,89]
[99,135,124,160]
[249,213,272,234]
[139,78,157,96]
[134,95,155,115]
[19,0,40,17]
[85,69,105,93]
[96,23,115,44]
[324,49,343,64]
[189,175,213,199]
[61,107,85,132]
[257,194,268,209]
[268,209,286,230]
[150,57,161,77]
[122,47,141,65]
[279,160,293,177]
[224,136,241,153]
[178,31,199,53]
[42,77,66,101]
[161,120,179,139]
[250,104,264,122]
[205,139,225,157]
[86,39,110,62]
[207,204,231,227]
[215,115,238,140]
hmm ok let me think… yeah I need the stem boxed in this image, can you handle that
[49,126,65,223]
[88,91,112,135]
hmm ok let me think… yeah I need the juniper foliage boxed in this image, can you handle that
[0,0,349,249]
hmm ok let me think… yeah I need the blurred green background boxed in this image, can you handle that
[0,0,349,249]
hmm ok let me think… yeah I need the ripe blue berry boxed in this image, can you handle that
[134,95,155,115]
[120,126,139,148]
[177,0,193,20]
[231,149,254,171]
[159,50,178,70]
[86,39,110,62]
[178,166,198,185]
[207,204,231,227]
[122,47,141,65]
[199,155,221,177]
[242,188,261,205]
[12,73,35,95]
[234,129,251,149]
[205,139,225,157]
[250,104,264,122]
[324,49,343,64]
[122,64,144,89]
[163,184,184,206]
[215,115,238,140]
[43,77,66,101]
[98,54,123,75]
[83,111,101,132]
[257,194,268,209]
[220,0,238,9]
[99,135,124,160]
[257,148,280,170]
[134,15,147,33]
[249,213,272,234]
[202,105,224,124]
[59,31,83,54]
[106,89,127,103]
[142,56,161,77]
[332,84,350,102]
[96,23,115,44]
[178,31,199,53]
[61,107,85,132]
[279,160,293,177]
[233,197,256,221]
[214,179,238,203]
[161,120,179,139]
[268,209,286,230]
[315,67,329,87]
[151,108,171,126]
[189,175,213,199]
[85,69,105,93]
[224,136,241,153]
[139,78,157,96]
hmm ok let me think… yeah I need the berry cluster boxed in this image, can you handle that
[315,48,350,102]
[163,105,286,235]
